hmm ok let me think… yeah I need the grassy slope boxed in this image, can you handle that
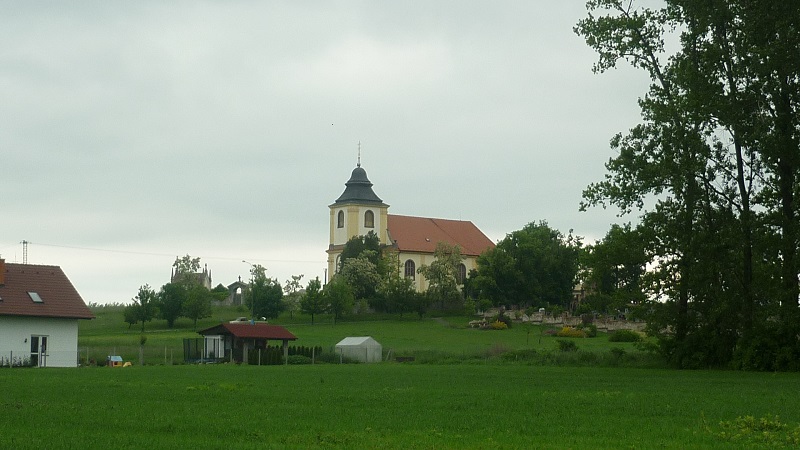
[79,306,645,364]
[2,364,799,449]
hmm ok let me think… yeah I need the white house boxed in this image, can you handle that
[0,259,94,367]
[335,336,383,363]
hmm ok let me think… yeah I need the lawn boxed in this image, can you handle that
[2,364,799,449]
[79,306,649,365]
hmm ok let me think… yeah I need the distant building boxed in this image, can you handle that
[0,259,94,367]
[171,264,212,289]
[326,163,495,291]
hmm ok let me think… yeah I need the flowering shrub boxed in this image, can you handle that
[557,326,587,338]
[490,320,508,330]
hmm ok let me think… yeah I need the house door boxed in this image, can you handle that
[30,335,48,367]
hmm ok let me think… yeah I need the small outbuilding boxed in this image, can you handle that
[196,322,297,364]
[335,336,382,363]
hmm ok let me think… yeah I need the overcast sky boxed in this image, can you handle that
[1,1,649,304]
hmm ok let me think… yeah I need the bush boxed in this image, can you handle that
[577,323,597,337]
[557,326,587,338]
[490,320,508,330]
[609,329,642,343]
[286,355,312,365]
[557,340,578,352]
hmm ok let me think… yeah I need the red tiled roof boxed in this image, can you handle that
[198,323,298,340]
[387,214,495,256]
[0,263,94,320]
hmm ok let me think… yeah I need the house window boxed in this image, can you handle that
[28,292,43,303]
[457,264,467,285]
[404,259,415,279]
[337,210,344,228]
[364,210,374,228]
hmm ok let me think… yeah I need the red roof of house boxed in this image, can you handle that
[198,323,298,340]
[386,214,495,256]
[0,263,94,320]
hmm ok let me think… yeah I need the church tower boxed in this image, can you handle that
[327,162,390,280]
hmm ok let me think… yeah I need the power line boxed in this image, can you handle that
[27,241,324,264]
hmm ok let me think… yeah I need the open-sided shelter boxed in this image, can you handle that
[0,259,94,367]
[197,322,297,364]
[335,336,382,363]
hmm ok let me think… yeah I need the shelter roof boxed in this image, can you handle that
[336,336,380,346]
[0,262,94,320]
[198,322,297,340]
[387,215,495,256]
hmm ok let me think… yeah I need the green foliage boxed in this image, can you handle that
[713,415,800,447]
[324,277,354,323]
[125,284,158,333]
[557,340,578,352]
[339,252,381,300]
[157,282,184,328]
[339,231,382,270]
[282,274,304,318]
[182,284,213,329]
[609,329,642,343]
[417,242,464,311]
[474,221,581,308]
[576,0,800,370]
[577,323,598,338]
[300,277,325,324]
[210,284,229,302]
[244,264,284,320]
[286,355,312,365]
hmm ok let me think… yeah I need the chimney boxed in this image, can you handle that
[0,258,5,286]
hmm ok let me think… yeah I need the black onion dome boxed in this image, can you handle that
[334,166,384,204]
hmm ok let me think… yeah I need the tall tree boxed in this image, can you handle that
[183,283,212,329]
[324,277,354,324]
[474,221,581,309]
[576,0,800,369]
[129,284,158,333]
[417,242,464,311]
[157,282,185,328]
[244,264,284,320]
[283,274,304,318]
[339,251,381,300]
[581,223,648,314]
[300,277,325,324]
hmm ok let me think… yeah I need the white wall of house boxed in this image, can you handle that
[0,316,80,367]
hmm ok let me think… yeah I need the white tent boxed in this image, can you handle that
[335,336,382,363]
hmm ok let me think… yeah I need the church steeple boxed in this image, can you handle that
[327,157,391,281]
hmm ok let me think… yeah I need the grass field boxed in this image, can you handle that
[2,364,800,449]
[78,306,654,366]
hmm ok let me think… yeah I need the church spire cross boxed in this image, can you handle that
[357,141,361,167]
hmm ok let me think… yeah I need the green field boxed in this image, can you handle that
[78,306,654,366]
[5,308,800,448]
[2,364,799,449]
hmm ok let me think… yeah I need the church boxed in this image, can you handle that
[327,163,495,292]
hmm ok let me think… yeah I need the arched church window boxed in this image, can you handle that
[337,210,344,228]
[364,210,374,228]
[457,263,467,285]
[335,255,341,273]
[404,259,415,279]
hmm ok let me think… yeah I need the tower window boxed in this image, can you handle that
[337,210,344,228]
[404,259,415,279]
[364,210,374,228]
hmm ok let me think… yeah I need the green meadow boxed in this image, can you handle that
[2,364,800,449]
[3,306,798,448]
